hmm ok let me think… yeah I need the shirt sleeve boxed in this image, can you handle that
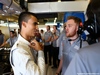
[38,51,46,75]
[58,41,63,59]
[56,31,60,37]
[50,31,53,37]
[13,49,46,75]
[82,41,89,48]
[6,38,10,43]
[64,52,87,75]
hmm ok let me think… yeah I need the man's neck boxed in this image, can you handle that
[69,34,79,45]
[11,36,15,38]
[20,32,30,42]
[47,30,50,32]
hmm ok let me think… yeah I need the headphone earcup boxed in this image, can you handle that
[77,22,84,34]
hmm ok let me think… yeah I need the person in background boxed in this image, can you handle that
[40,29,44,41]
[10,12,46,75]
[44,25,52,65]
[0,31,17,47]
[56,16,89,75]
[64,0,100,75]
[0,30,5,46]
[18,29,20,34]
[14,29,17,37]
[51,25,60,68]
[35,29,42,42]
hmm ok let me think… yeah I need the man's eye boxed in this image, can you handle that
[33,22,38,25]
[68,25,71,27]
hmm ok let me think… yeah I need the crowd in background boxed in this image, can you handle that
[0,29,19,48]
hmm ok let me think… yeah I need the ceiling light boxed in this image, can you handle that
[25,0,28,2]
[15,11,21,14]
[55,17,57,20]
[54,17,57,23]
[2,14,4,15]
[9,8,13,10]
[45,22,63,26]
[58,0,61,2]
[5,6,9,9]
[4,10,7,13]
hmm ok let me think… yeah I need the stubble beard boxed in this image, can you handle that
[66,32,76,38]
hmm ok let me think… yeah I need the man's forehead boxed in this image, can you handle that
[67,19,75,23]
[65,20,75,24]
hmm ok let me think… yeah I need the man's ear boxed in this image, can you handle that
[22,21,26,28]
[76,25,79,32]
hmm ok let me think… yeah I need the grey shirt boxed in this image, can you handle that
[61,37,89,75]
[52,30,60,47]
[0,34,4,46]
[58,30,66,59]
[44,31,52,45]
[7,37,18,47]
[64,42,100,75]
[58,30,66,47]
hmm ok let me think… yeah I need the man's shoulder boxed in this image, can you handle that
[14,36,18,39]
[81,40,89,47]
[78,42,100,56]
[82,40,88,43]
[7,38,10,42]
[11,41,30,52]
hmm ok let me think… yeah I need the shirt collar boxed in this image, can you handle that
[74,37,80,42]
[67,37,80,45]
[18,34,30,45]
